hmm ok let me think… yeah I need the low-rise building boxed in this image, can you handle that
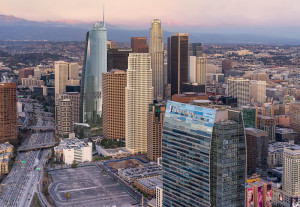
[118,164,162,184]
[95,145,130,158]
[268,142,298,168]
[134,176,162,197]
[54,138,92,164]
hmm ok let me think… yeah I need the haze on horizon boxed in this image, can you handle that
[1,0,300,28]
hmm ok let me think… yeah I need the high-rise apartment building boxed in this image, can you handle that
[245,128,268,177]
[258,115,276,143]
[80,19,107,124]
[34,68,41,80]
[147,101,165,161]
[189,54,206,84]
[107,48,132,71]
[162,101,246,206]
[168,33,189,96]
[125,53,153,154]
[56,92,80,124]
[55,98,73,136]
[228,77,250,106]
[103,70,126,140]
[250,80,266,105]
[149,19,164,99]
[131,37,148,53]
[0,83,17,143]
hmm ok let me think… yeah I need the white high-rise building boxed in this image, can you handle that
[34,68,41,80]
[282,146,300,196]
[250,80,266,105]
[228,77,250,106]
[55,61,69,97]
[149,19,164,99]
[156,186,163,207]
[125,53,153,154]
[189,54,206,84]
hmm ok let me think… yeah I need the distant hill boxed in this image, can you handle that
[1,14,300,44]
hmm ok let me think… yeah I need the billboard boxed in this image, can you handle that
[291,197,299,207]
[279,193,283,202]
[266,184,272,207]
[257,186,263,207]
[247,187,254,207]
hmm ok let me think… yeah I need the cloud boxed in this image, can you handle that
[1,0,300,26]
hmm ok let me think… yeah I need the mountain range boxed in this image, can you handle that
[1,14,300,44]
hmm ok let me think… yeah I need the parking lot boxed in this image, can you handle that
[49,166,138,207]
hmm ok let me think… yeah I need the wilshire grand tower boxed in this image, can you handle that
[80,17,107,124]
[149,19,164,99]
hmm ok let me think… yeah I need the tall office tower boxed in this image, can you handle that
[222,59,232,75]
[56,92,80,124]
[189,54,206,84]
[55,98,73,136]
[55,61,69,97]
[258,115,276,143]
[282,146,300,196]
[188,42,202,57]
[149,19,164,99]
[0,83,17,143]
[80,18,107,124]
[125,53,153,154]
[289,103,300,141]
[147,101,165,161]
[250,80,266,105]
[245,128,268,177]
[228,77,250,106]
[68,63,80,80]
[107,48,132,71]
[168,33,189,96]
[19,68,34,82]
[103,70,126,140]
[131,37,149,53]
[162,101,246,207]
[34,68,41,80]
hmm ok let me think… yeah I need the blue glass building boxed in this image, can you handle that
[162,101,246,206]
[80,20,107,124]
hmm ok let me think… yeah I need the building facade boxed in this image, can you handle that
[0,83,17,143]
[290,103,300,141]
[189,55,206,84]
[162,101,246,206]
[125,53,153,154]
[107,48,132,71]
[258,115,276,143]
[55,98,73,136]
[250,80,266,105]
[103,70,126,140]
[80,20,107,124]
[55,61,69,97]
[131,37,148,53]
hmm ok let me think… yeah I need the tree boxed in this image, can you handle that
[71,160,78,168]
[42,186,49,196]
[65,192,70,201]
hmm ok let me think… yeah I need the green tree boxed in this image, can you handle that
[42,186,49,196]
[71,160,78,168]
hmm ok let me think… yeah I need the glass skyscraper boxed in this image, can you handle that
[162,101,246,206]
[80,20,107,124]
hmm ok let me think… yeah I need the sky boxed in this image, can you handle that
[1,0,300,28]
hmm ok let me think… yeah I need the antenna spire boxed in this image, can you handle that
[103,4,105,24]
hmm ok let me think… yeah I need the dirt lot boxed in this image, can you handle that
[106,159,144,172]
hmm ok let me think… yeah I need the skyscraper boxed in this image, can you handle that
[228,77,250,106]
[107,48,132,71]
[222,59,232,75]
[0,83,17,143]
[68,63,80,80]
[250,80,266,105]
[147,101,165,161]
[189,54,206,84]
[55,61,69,97]
[80,17,107,124]
[55,98,74,136]
[149,19,164,99]
[162,101,246,206]
[188,42,202,57]
[103,70,126,140]
[125,53,153,154]
[168,33,189,96]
